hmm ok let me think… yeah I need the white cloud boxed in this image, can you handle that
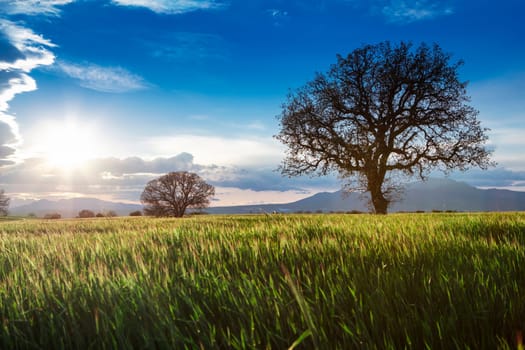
[266,8,290,26]
[382,1,453,23]
[450,168,525,191]
[0,73,36,112]
[0,20,56,72]
[214,187,317,206]
[477,185,525,192]
[56,61,149,93]
[0,20,56,165]
[0,153,339,205]
[112,0,226,14]
[143,134,284,166]
[0,0,73,16]
[243,121,267,131]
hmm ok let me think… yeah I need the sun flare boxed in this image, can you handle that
[37,119,100,170]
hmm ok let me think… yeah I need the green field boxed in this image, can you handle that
[1,213,524,349]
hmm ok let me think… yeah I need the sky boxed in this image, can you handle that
[0,0,524,207]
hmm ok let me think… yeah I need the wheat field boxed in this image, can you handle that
[0,213,524,348]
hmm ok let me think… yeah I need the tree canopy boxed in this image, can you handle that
[78,209,95,218]
[276,41,493,214]
[141,172,215,217]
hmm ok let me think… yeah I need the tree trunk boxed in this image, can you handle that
[369,181,389,214]
[371,194,388,214]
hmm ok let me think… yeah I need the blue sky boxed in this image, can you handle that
[0,0,524,206]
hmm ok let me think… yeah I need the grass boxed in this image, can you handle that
[0,213,524,348]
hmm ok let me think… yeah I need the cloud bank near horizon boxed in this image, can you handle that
[0,152,339,205]
[1,151,525,207]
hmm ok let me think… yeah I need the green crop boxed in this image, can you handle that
[0,213,524,349]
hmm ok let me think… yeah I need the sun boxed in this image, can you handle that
[38,119,100,170]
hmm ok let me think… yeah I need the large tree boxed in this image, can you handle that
[141,172,215,217]
[276,42,493,214]
[0,189,9,216]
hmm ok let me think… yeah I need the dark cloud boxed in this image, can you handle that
[203,166,338,192]
[88,152,196,175]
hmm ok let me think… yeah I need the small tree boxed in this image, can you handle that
[129,210,142,216]
[276,41,493,214]
[141,172,215,217]
[104,210,118,217]
[78,209,95,218]
[0,190,9,216]
[44,213,61,220]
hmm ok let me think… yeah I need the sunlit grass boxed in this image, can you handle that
[0,213,524,348]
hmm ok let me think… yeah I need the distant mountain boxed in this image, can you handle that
[206,190,366,214]
[10,178,525,217]
[390,178,525,212]
[11,198,142,218]
[208,178,525,214]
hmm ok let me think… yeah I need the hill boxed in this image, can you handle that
[10,178,525,217]
[11,198,142,218]
[208,178,525,214]
[390,178,525,212]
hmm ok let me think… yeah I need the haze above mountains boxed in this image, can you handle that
[10,179,525,218]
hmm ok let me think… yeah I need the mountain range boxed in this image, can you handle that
[11,198,142,218]
[10,178,525,217]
